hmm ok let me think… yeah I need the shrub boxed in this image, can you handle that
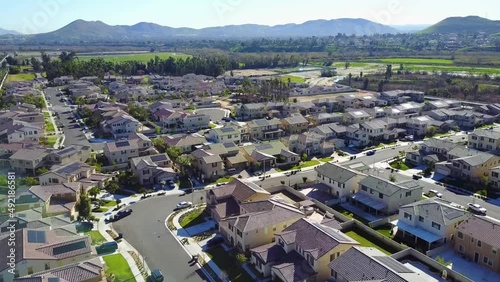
[236,253,248,264]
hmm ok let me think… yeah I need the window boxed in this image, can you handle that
[478,240,482,247]
[236,229,242,237]
[432,222,441,230]
[361,185,367,191]
[379,192,383,199]
[405,191,412,197]
[278,239,284,247]
[212,163,218,167]
[459,245,464,253]
[483,256,492,266]
[458,232,463,239]
[27,267,33,275]
[404,212,412,220]
[45,263,50,270]
[370,189,374,194]
[492,248,497,254]
[419,216,424,222]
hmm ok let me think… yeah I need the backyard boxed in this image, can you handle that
[276,160,320,172]
[345,230,392,255]
[205,246,254,282]
[84,230,106,245]
[6,73,35,82]
[103,254,136,282]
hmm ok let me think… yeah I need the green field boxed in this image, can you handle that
[6,73,35,82]
[78,52,191,63]
[103,254,136,282]
[404,64,500,75]
[363,58,454,65]
[280,75,306,83]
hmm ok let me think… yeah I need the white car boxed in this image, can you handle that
[429,189,443,198]
[176,201,192,209]
[467,203,487,214]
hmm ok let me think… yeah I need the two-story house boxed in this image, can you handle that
[28,182,85,219]
[448,152,500,182]
[455,216,500,273]
[307,113,344,127]
[406,116,432,137]
[100,110,142,139]
[246,118,284,140]
[103,133,157,165]
[38,162,95,186]
[241,141,299,170]
[0,119,43,143]
[236,103,267,120]
[191,149,225,182]
[468,128,500,152]
[251,218,359,282]
[315,163,367,200]
[397,198,470,250]
[9,148,49,175]
[352,175,423,215]
[343,109,372,125]
[130,153,176,185]
[281,114,309,135]
[359,119,388,141]
[207,125,241,144]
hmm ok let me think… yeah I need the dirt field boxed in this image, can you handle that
[224,69,280,76]
[295,91,377,102]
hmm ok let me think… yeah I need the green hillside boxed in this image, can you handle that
[421,16,500,34]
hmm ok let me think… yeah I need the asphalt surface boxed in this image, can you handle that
[44,87,104,151]
[113,192,208,282]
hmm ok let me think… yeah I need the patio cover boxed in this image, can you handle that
[397,220,442,243]
[351,193,387,211]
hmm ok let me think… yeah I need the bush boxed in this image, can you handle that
[236,253,248,264]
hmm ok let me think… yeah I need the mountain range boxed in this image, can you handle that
[3,18,399,41]
[0,28,20,35]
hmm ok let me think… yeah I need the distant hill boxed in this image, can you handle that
[0,28,20,35]
[420,16,500,34]
[390,24,431,33]
[24,18,398,42]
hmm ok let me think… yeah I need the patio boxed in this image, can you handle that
[434,248,500,282]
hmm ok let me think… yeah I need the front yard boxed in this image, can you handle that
[103,254,136,282]
[276,160,320,172]
[84,230,106,245]
[205,246,254,282]
[179,207,208,229]
[209,176,234,185]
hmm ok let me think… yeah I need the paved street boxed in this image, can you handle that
[113,192,209,282]
[45,87,105,151]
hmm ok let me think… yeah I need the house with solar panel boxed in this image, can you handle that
[103,133,157,165]
[13,257,104,282]
[44,145,92,167]
[250,218,359,282]
[0,229,94,280]
[396,198,470,251]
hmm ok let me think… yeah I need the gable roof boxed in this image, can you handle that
[359,176,422,196]
[315,163,363,184]
[400,198,470,226]
[456,216,500,248]
[210,178,270,203]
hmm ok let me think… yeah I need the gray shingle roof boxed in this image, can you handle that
[315,163,362,184]
[359,176,422,196]
[457,216,500,249]
[400,198,470,226]
[271,251,316,282]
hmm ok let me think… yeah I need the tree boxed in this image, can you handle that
[399,63,404,70]
[344,61,350,69]
[152,137,167,153]
[348,73,352,86]
[116,199,122,207]
[9,66,21,74]
[20,177,39,186]
[426,126,438,137]
[452,125,460,132]
[301,153,308,162]
[128,103,150,121]
[36,167,49,175]
[389,174,397,182]
[359,71,363,78]
[362,78,369,90]
[76,188,92,221]
[177,154,194,176]
[105,182,119,194]
[166,146,182,160]
[385,64,392,79]
[88,186,100,200]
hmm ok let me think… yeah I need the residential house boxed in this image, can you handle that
[405,138,458,167]
[406,116,433,137]
[241,141,299,170]
[448,152,500,182]
[38,162,95,186]
[29,182,85,218]
[328,247,424,282]
[352,175,423,215]
[455,216,500,273]
[395,102,423,116]
[345,126,370,147]
[359,119,388,141]
[163,134,207,154]
[246,118,284,141]
[0,229,94,281]
[53,76,74,85]
[489,167,500,191]
[207,125,241,144]
[0,119,43,143]
[103,133,157,164]
[397,198,470,250]
[236,103,267,120]
[223,199,305,252]
[315,163,367,199]
[14,257,104,282]
[100,110,142,139]
[152,108,210,133]
[130,153,176,185]
[251,218,359,282]
[343,109,372,125]
[191,148,225,182]
[468,128,500,151]
[281,114,309,135]
[44,145,92,166]
[283,132,335,156]
[9,148,49,175]
[307,113,343,126]
[310,123,347,139]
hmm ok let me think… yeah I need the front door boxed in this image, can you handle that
[474,252,480,263]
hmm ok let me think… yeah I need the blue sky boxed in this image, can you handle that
[3,0,498,34]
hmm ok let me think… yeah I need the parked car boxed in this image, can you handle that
[366,150,376,156]
[429,189,443,198]
[412,174,422,180]
[176,201,192,209]
[467,203,487,215]
[206,236,224,247]
[150,269,164,282]
[254,171,263,176]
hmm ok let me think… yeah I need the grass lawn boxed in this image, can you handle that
[363,58,454,65]
[6,73,35,82]
[84,230,106,245]
[103,254,136,282]
[345,230,391,255]
[205,246,254,282]
[103,200,117,207]
[280,75,306,83]
[319,157,333,162]
[275,160,320,172]
[44,115,55,133]
[179,208,207,229]
[209,123,217,128]
[374,225,394,239]
[78,52,190,63]
[46,136,57,147]
[209,176,234,185]
[93,207,109,213]
[389,161,409,171]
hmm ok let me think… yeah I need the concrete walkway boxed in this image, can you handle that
[167,207,223,282]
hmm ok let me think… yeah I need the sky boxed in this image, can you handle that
[2,0,498,34]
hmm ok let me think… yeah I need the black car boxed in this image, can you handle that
[117,209,132,216]
[206,236,224,247]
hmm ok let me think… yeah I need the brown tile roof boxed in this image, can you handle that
[29,183,82,202]
[212,198,240,219]
[457,216,500,248]
[209,178,269,203]
[271,251,316,282]
[16,257,103,282]
[251,243,286,264]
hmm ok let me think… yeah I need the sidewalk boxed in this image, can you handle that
[167,207,223,281]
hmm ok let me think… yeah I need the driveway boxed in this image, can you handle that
[112,192,209,282]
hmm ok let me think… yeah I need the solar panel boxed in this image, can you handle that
[223,142,235,148]
[374,256,413,273]
[220,127,235,133]
[57,147,77,156]
[48,278,60,282]
[150,155,167,162]
[256,144,273,150]
[115,141,130,148]
[27,230,46,243]
[52,241,87,256]
[56,162,82,174]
